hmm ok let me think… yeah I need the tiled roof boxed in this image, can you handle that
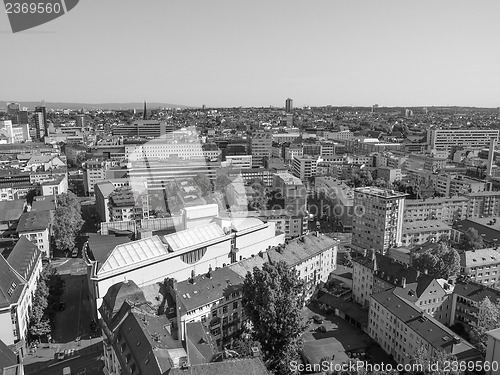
[0,255,24,308]
[169,358,270,375]
[101,280,146,315]
[31,196,56,212]
[267,234,336,267]
[453,281,500,303]
[0,339,17,372]
[163,224,225,252]
[99,236,168,275]
[355,253,419,285]
[185,322,217,365]
[7,237,41,282]
[16,210,51,233]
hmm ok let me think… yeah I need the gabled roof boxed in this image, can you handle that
[101,280,146,316]
[163,224,225,252]
[453,281,500,303]
[0,339,17,372]
[98,236,168,275]
[7,237,41,282]
[0,255,24,308]
[355,253,419,286]
[267,234,336,267]
[185,322,217,365]
[0,200,25,222]
[16,210,50,233]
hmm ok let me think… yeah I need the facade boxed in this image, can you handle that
[352,187,406,254]
[225,155,252,169]
[124,140,221,161]
[111,120,174,138]
[285,98,293,113]
[273,133,300,144]
[435,174,491,197]
[34,106,47,139]
[314,177,354,232]
[403,196,468,225]
[108,188,150,222]
[39,175,68,196]
[83,159,114,195]
[369,289,480,365]
[16,210,51,258]
[257,209,306,238]
[466,191,500,218]
[251,131,272,167]
[377,167,402,184]
[427,129,500,152]
[459,248,500,288]
[292,156,318,181]
[401,220,451,247]
[273,172,307,215]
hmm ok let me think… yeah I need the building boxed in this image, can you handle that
[108,187,150,222]
[435,174,491,197]
[273,133,301,144]
[451,217,500,247]
[459,248,500,288]
[466,191,500,218]
[0,200,26,237]
[251,131,272,168]
[0,338,24,375]
[111,120,174,138]
[285,98,293,113]
[33,106,47,140]
[352,187,406,254]
[314,177,354,232]
[99,280,188,375]
[224,155,252,169]
[267,233,337,301]
[95,181,115,223]
[427,129,500,152]
[0,237,42,358]
[257,209,306,238]
[83,159,115,195]
[352,252,419,308]
[403,196,468,225]
[84,218,284,318]
[401,220,451,247]
[39,175,68,196]
[124,139,221,161]
[292,156,318,181]
[16,210,51,258]
[377,167,402,184]
[273,173,307,215]
[485,328,500,375]
[369,288,480,365]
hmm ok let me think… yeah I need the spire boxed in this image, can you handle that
[143,101,147,120]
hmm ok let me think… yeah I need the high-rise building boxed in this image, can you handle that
[285,98,293,113]
[352,187,406,255]
[250,131,272,167]
[34,106,47,139]
[6,102,20,116]
[76,114,86,130]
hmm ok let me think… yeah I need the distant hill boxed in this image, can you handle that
[0,101,193,110]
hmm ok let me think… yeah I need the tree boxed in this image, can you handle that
[52,192,84,254]
[29,319,51,339]
[242,262,307,375]
[469,296,500,354]
[340,251,353,268]
[193,173,212,197]
[411,242,460,279]
[460,228,485,251]
[248,179,269,211]
[230,337,262,358]
[409,346,460,375]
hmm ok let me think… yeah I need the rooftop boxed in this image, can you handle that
[460,248,500,267]
[0,254,24,309]
[274,172,303,186]
[403,220,451,234]
[16,210,51,233]
[0,199,25,222]
[169,358,270,375]
[354,186,407,199]
[95,180,115,198]
[453,280,500,303]
[163,223,226,252]
[7,237,41,282]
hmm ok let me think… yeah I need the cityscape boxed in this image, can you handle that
[2,1,500,375]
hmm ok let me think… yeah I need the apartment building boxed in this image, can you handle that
[451,217,500,247]
[124,139,221,161]
[83,159,114,195]
[292,156,318,181]
[466,191,500,218]
[369,289,480,365]
[352,187,406,254]
[108,187,150,222]
[403,196,468,225]
[16,210,51,258]
[314,177,353,232]
[257,209,306,238]
[352,252,419,308]
[459,248,500,288]
[427,129,499,152]
[435,174,491,197]
[401,220,451,247]
[273,173,307,214]
[225,155,252,169]
[251,131,272,167]
[377,167,402,184]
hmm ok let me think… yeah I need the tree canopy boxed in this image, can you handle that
[242,261,308,375]
[469,296,500,355]
[411,242,460,279]
[460,228,485,251]
[52,191,84,254]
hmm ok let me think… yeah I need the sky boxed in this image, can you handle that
[1,0,500,108]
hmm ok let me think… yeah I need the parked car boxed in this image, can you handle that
[312,315,323,324]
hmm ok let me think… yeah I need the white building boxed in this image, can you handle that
[16,210,51,258]
[292,156,318,181]
[224,155,252,169]
[427,128,499,152]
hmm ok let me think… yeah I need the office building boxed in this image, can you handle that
[285,98,293,113]
[34,106,47,140]
[427,129,500,152]
[112,120,174,138]
[124,139,221,161]
[251,131,272,167]
[352,187,406,254]
[292,156,318,181]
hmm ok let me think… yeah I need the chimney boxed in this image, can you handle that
[207,266,213,279]
[189,270,196,285]
[401,277,406,288]
[258,251,264,258]
[487,137,496,178]
[251,347,260,357]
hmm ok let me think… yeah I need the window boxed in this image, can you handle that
[212,310,217,318]
[233,301,238,309]
[223,306,227,314]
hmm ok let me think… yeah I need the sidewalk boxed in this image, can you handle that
[23,337,103,372]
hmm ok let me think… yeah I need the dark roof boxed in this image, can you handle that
[86,233,130,270]
[31,196,56,212]
[267,234,336,267]
[176,267,243,313]
[0,339,17,372]
[0,200,25,222]
[16,210,51,233]
[317,293,369,325]
[453,218,500,244]
[453,281,500,303]
[355,253,419,286]
[185,322,217,365]
[101,280,146,316]
[415,274,435,297]
[7,237,41,282]
[0,254,24,308]
[169,358,270,375]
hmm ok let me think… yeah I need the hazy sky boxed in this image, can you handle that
[1,0,500,107]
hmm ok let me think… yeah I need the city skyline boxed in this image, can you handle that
[2,0,500,108]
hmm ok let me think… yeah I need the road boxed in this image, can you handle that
[33,351,103,375]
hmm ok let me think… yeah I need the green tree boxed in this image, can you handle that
[469,296,500,355]
[460,228,485,251]
[408,346,460,375]
[411,242,460,279]
[29,319,51,339]
[230,337,262,358]
[52,191,84,254]
[242,262,307,375]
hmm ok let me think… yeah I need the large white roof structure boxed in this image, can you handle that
[163,223,225,252]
